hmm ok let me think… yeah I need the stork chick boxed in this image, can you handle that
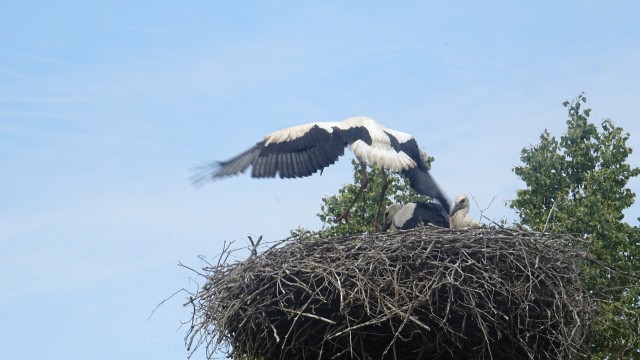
[449,194,480,229]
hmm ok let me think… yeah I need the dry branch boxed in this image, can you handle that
[184,227,593,360]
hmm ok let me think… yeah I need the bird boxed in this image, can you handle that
[193,116,451,221]
[381,201,450,233]
[449,194,480,229]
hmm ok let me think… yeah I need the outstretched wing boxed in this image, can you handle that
[194,122,359,183]
[254,123,352,178]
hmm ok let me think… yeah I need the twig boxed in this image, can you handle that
[148,288,189,320]
[543,199,557,233]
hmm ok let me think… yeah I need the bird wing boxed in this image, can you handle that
[402,167,451,212]
[190,145,262,187]
[256,122,355,178]
[392,135,451,212]
[393,203,417,229]
[195,117,432,184]
[200,122,353,181]
[393,137,428,171]
[415,202,450,228]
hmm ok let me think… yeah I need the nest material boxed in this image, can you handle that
[185,227,592,360]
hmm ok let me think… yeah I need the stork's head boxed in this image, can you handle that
[450,194,470,217]
[382,203,403,233]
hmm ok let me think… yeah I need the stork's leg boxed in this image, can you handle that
[369,168,389,232]
[374,168,389,226]
[336,159,368,223]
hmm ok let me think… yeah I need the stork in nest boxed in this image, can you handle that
[382,201,450,233]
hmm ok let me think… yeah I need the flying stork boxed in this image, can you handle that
[193,116,451,221]
[382,201,450,233]
[449,194,480,229]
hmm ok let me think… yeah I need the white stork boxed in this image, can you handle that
[449,194,480,229]
[382,202,450,233]
[193,116,451,221]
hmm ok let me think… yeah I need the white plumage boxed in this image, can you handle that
[194,116,451,214]
[449,194,480,229]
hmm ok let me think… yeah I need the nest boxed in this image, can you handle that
[184,227,592,359]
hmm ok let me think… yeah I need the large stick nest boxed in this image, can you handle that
[184,227,592,359]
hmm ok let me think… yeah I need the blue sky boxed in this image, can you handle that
[1,1,639,359]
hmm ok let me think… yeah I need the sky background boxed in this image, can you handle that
[1,1,639,359]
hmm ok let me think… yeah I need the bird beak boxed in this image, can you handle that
[450,202,462,217]
[381,221,391,233]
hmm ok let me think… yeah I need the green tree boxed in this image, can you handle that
[317,157,435,237]
[510,93,640,358]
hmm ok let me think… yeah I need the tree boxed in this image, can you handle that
[317,157,434,237]
[510,93,640,358]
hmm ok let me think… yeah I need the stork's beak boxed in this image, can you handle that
[381,220,391,233]
[450,202,463,217]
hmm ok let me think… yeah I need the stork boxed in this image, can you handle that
[382,201,450,233]
[193,116,450,222]
[449,194,480,229]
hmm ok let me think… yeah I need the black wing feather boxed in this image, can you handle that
[383,131,403,152]
[197,121,379,184]
[403,167,451,212]
[395,137,450,211]
[339,126,372,146]
[252,125,351,179]
[213,144,262,177]
[396,137,427,171]
[398,202,450,230]
[190,144,261,187]
[415,202,450,228]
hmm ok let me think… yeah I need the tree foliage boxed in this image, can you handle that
[510,93,640,358]
[317,157,434,236]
